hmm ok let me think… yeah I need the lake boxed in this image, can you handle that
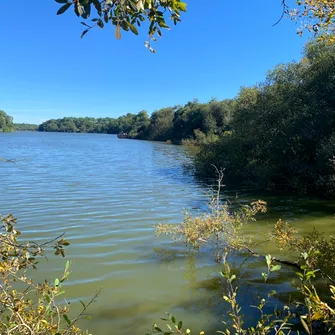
[1,131,335,335]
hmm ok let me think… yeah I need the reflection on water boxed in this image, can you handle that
[0,132,334,334]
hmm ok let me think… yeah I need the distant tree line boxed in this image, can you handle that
[5,40,335,196]
[37,101,234,143]
[36,41,335,196]
[14,123,38,131]
[38,117,113,133]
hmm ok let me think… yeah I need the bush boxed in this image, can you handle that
[152,173,335,334]
[0,214,96,335]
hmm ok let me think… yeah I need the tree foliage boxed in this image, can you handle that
[53,0,335,51]
[55,0,186,51]
[39,116,115,133]
[291,0,335,40]
[0,110,14,132]
[195,41,335,196]
[37,112,152,136]
[37,101,234,144]
[14,123,38,131]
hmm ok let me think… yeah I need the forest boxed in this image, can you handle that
[35,41,335,196]
[195,41,335,196]
[3,40,334,196]
[14,123,38,131]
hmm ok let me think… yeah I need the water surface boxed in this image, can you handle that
[1,132,334,334]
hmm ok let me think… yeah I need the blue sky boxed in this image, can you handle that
[0,1,309,124]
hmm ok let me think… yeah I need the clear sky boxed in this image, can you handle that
[0,1,309,124]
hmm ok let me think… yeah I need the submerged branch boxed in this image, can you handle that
[241,244,300,269]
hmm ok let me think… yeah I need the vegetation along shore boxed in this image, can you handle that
[2,1,335,334]
[4,40,335,197]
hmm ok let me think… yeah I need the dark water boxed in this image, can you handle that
[1,132,334,334]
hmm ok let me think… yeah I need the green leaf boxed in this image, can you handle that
[81,29,89,38]
[54,278,60,287]
[270,264,281,272]
[121,21,129,31]
[57,3,72,15]
[126,21,139,35]
[262,272,268,281]
[55,290,65,296]
[265,254,271,266]
[296,272,303,279]
[65,260,70,271]
[157,19,170,29]
[92,0,102,14]
[81,21,91,27]
[177,1,187,11]
[300,316,310,334]
[84,3,91,17]
[55,0,68,3]
[306,270,316,279]
[177,321,182,330]
[63,314,71,325]
[104,12,109,23]
[153,323,162,332]
[230,274,236,283]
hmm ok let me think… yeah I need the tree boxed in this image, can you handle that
[130,110,151,139]
[148,107,174,141]
[172,101,206,142]
[289,0,335,40]
[54,0,335,51]
[55,0,187,52]
[0,110,14,132]
[194,40,335,196]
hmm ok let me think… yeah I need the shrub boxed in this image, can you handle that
[0,214,96,335]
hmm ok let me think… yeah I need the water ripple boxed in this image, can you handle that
[0,132,217,335]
